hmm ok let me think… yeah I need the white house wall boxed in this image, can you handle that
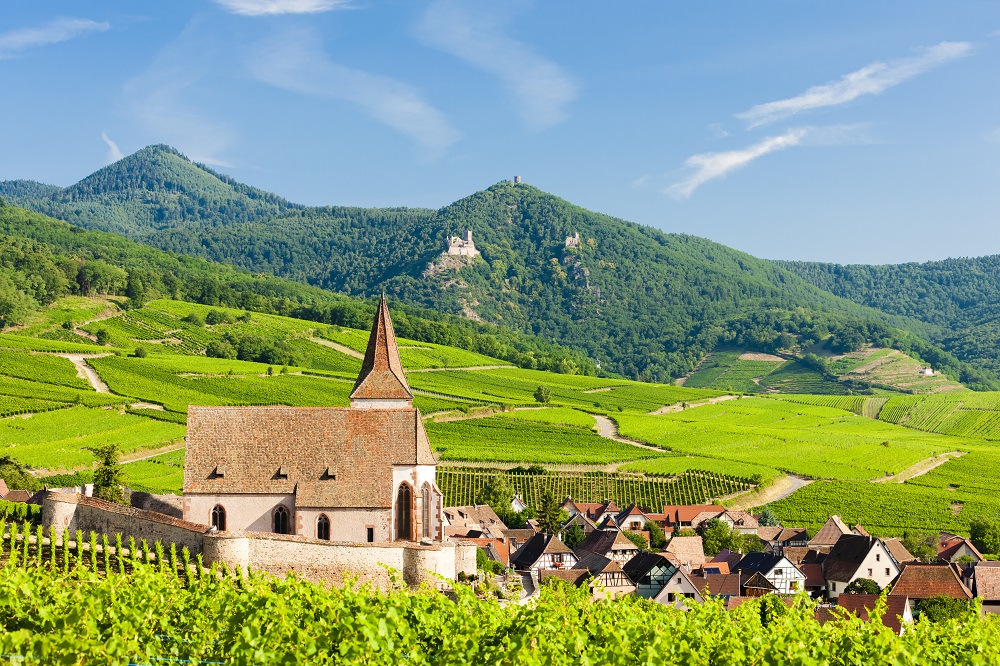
[184,493,294,534]
[828,543,899,600]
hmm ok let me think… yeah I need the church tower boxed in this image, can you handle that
[350,294,414,409]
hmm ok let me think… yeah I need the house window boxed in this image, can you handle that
[876,553,881,562]
[831,583,836,592]
[885,568,890,577]
[211,505,226,531]
[317,514,330,541]
[676,576,681,583]
[367,527,374,543]
[273,505,289,535]
[421,484,432,539]
[667,593,675,602]
[641,575,651,585]
[396,483,412,541]
[867,568,873,577]
[774,569,782,576]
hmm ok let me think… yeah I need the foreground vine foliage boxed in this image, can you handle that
[1,550,999,665]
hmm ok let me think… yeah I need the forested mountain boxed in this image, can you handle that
[782,258,1000,376]
[0,199,592,373]
[2,145,995,388]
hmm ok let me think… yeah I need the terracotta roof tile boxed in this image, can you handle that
[809,515,851,547]
[665,536,705,567]
[882,538,915,565]
[835,594,911,634]
[974,565,1000,601]
[184,406,435,508]
[889,564,972,600]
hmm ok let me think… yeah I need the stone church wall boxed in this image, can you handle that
[43,492,476,588]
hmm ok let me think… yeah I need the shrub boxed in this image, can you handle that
[182,312,205,327]
[133,346,147,358]
[205,309,230,325]
[95,329,109,345]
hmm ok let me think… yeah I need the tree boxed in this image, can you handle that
[133,346,147,358]
[647,520,667,550]
[95,329,109,345]
[534,385,551,404]
[92,443,125,504]
[902,531,939,563]
[970,519,1000,555]
[844,578,881,595]
[623,530,649,551]
[563,523,585,549]
[700,519,734,557]
[916,595,976,622]
[206,339,237,359]
[757,506,780,527]
[536,490,561,535]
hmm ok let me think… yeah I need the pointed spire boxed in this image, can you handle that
[350,294,413,405]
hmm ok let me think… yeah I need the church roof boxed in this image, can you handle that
[184,406,436,508]
[350,294,413,401]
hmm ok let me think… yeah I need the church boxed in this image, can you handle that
[182,295,443,544]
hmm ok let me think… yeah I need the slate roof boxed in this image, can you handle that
[733,552,796,578]
[350,294,413,401]
[184,406,435,508]
[575,529,639,559]
[883,538,916,565]
[889,564,973,600]
[574,551,626,577]
[511,533,575,570]
[809,515,851,547]
[974,565,1000,601]
[835,594,911,635]
[665,536,705,567]
[623,551,673,583]
[823,535,879,583]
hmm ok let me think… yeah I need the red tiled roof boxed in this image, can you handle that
[835,594,911,634]
[663,504,724,523]
[809,515,851,547]
[350,294,413,401]
[938,537,983,562]
[889,564,972,600]
[974,565,1000,601]
[2,489,31,503]
[665,536,705,567]
[800,563,826,588]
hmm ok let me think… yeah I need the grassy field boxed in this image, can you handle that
[683,351,845,394]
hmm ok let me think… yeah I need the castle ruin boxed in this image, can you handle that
[446,231,480,258]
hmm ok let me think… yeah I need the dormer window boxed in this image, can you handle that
[277,466,289,478]
[213,465,225,477]
[323,467,337,480]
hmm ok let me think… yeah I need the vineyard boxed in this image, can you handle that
[0,523,996,664]
[436,467,754,509]
[425,415,660,465]
[613,398,973,481]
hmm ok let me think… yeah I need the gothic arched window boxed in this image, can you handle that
[273,505,290,535]
[317,514,331,541]
[421,483,432,539]
[395,483,412,541]
[211,505,226,531]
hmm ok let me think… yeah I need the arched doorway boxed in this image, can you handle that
[395,483,412,541]
[273,505,290,535]
[211,505,226,531]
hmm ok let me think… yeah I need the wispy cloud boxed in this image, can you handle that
[736,42,973,128]
[667,129,808,199]
[213,0,347,16]
[416,0,578,131]
[248,29,460,154]
[101,132,124,163]
[0,17,109,59]
[122,19,235,167]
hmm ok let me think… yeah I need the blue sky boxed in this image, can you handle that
[1,1,998,264]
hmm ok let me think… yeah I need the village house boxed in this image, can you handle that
[664,535,706,569]
[883,537,916,566]
[562,512,598,535]
[816,595,913,635]
[511,533,579,578]
[889,563,973,605]
[732,552,807,594]
[569,552,637,600]
[181,295,443,544]
[822,535,900,600]
[691,509,759,535]
[442,504,506,539]
[972,563,1000,614]
[808,516,852,552]
[653,566,705,608]
[662,504,725,529]
[623,552,677,598]
[937,533,983,563]
[575,528,641,565]
[758,527,810,555]
[690,572,742,602]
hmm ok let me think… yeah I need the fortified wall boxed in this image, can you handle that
[43,492,476,589]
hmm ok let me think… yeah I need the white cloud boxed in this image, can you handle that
[0,17,109,59]
[122,19,236,167]
[248,30,460,154]
[667,128,808,199]
[101,132,124,163]
[416,0,578,131]
[213,0,347,16]
[736,42,973,128]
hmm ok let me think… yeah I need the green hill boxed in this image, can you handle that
[5,146,991,388]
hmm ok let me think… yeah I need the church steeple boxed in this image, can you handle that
[350,294,413,408]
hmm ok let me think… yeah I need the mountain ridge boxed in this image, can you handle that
[2,144,995,388]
